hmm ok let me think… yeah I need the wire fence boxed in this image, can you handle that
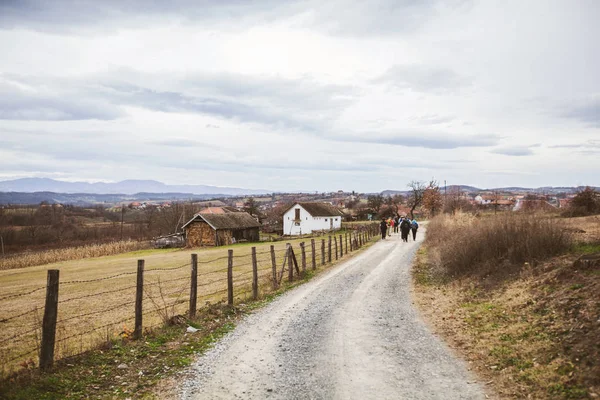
[0,225,379,376]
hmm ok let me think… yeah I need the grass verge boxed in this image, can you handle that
[412,214,600,399]
[0,235,379,399]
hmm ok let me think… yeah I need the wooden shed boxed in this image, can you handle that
[182,212,261,247]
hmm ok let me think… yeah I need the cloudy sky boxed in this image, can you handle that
[0,0,598,192]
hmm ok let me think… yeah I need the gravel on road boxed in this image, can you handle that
[178,229,485,400]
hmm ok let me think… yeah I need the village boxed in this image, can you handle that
[144,185,580,248]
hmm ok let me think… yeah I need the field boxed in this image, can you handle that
[413,214,600,399]
[0,230,373,376]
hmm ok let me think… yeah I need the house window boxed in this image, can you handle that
[295,208,301,220]
[325,218,328,222]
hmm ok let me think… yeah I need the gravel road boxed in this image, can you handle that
[178,229,485,400]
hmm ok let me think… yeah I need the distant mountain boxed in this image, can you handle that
[0,178,269,196]
[445,185,481,192]
[0,191,230,206]
[381,185,595,196]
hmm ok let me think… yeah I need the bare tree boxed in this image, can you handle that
[422,181,443,217]
[367,194,384,214]
[407,180,427,219]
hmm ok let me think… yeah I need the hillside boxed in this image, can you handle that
[0,178,269,196]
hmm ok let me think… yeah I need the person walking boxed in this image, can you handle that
[393,215,400,233]
[400,217,411,242]
[411,218,419,241]
[380,218,387,240]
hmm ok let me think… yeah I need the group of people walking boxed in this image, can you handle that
[379,215,418,242]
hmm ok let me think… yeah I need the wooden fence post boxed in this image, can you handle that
[300,242,306,276]
[345,233,348,254]
[270,245,278,290]
[227,250,234,306]
[311,239,316,270]
[334,236,338,261]
[251,247,258,300]
[40,269,59,371]
[339,234,343,258]
[321,239,325,265]
[134,260,144,340]
[328,237,332,263]
[287,244,294,282]
[189,254,198,319]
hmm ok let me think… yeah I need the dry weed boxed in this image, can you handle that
[426,212,572,279]
[0,240,148,270]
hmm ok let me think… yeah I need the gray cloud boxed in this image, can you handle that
[335,132,498,149]
[0,72,356,131]
[0,0,289,33]
[548,140,600,157]
[0,78,123,121]
[560,96,600,127]
[296,0,445,37]
[0,0,451,38]
[372,64,472,93]
[490,144,540,156]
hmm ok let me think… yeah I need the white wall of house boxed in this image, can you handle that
[282,204,342,235]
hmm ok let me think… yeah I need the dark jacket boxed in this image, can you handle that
[380,221,387,232]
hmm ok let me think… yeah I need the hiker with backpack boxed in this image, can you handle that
[400,217,412,242]
[411,219,419,241]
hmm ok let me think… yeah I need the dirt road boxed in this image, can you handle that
[179,230,485,399]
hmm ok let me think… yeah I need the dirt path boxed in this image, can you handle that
[178,229,485,399]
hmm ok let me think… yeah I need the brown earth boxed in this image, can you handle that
[412,215,600,399]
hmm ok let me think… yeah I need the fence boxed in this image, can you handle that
[0,225,379,375]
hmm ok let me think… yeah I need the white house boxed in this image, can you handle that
[283,202,344,236]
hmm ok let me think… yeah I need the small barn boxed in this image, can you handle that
[183,212,261,247]
[283,202,344,236]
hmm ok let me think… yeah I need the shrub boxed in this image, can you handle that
[425,212,572,278]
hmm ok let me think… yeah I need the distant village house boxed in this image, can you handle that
[283,202,344,236]
[183,212,261,247]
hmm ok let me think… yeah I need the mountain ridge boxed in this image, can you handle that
[0,178,269,196]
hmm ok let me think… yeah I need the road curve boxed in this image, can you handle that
[179,229,485,400]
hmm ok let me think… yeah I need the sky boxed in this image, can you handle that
[0,0,599,193]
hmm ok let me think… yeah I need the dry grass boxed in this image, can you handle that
[413,214,600,399]
[425,212,572,279]
[0,231,373,376]
[0,240,149,271]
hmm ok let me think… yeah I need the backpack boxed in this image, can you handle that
[412,220,418,229]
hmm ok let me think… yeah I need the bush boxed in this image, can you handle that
[425,212,572,278]
[568,186,600,216]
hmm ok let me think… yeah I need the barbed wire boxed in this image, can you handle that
[198,255,229,264]
[56,300,135,325]
[0,325,39,346]
[61,271,138,285]
[0,286,46,301]
[0,307,40,324]
[6,347,38,365]
[197,277,228,288]
[58,284,137,305]
[145,262,190,272]
[54,314,135,347]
